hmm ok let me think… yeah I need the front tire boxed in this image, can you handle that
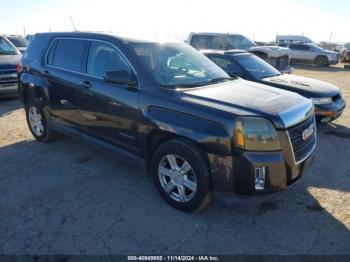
[315,56,328,67]
[151,139,212,212]
[25,101,56,142]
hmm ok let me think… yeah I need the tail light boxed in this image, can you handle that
[17,63,22,75]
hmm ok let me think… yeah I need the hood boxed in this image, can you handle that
[182,79,313,129]
[249,45,291,57]
[322,50,339,56]
[262,74,340,97]
[0,54,22,70]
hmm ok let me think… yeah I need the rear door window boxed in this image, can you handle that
[48,39,88,72]
[301,45,311,51]
[86,41,131,78]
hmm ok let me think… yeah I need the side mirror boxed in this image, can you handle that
[104,70,138,88]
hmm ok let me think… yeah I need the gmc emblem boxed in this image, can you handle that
[302,124,315,141]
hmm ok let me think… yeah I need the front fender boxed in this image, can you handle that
[144,106,233,156]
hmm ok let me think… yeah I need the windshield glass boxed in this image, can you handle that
[234,54,281,79]
[7,36,28,48]
[229,35,257,50]
[127,42,230,87]
[0,37,18,55]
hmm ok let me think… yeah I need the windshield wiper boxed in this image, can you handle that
[162,77,234,89]
[207,77,235,84]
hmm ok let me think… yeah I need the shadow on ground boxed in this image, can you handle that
[0,97,21,117]
[0,122,349,255]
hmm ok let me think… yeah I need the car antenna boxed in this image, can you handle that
[69,16,77,32]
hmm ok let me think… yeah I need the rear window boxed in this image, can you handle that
[48,39,88,72]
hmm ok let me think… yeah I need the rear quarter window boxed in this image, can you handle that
[48,39,89,72]
[23,35,51,65]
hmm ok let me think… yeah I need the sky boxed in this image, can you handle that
[1,0,349,43]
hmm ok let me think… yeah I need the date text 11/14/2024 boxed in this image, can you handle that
[127,256,219,261]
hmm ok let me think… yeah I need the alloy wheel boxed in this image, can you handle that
[158,154,197,203]
[28,106,44,137]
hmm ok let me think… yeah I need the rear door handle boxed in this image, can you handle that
[80,80,92,89]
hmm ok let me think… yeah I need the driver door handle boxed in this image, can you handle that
[80,80,92,89]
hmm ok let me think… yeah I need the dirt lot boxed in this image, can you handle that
[0,64,350,255]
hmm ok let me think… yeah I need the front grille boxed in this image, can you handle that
[0,69,16,75]
[288,116,316,163]
[0,69,17,85]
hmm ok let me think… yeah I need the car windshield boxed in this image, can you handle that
[228,35,257,50]
[7,36,28,48]
[127,42,230,87]
[234,54,281,79]
[0,37,18,55]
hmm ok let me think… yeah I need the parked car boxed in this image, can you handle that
[188,32,292,73]
[0,35,21,98]
[288,43,340,66]
[5,35,28,53]
[19,32,316,212]
[276,35,314,46]
[25,34,35,44]
[203,49,345,123]
[337,43,350,62]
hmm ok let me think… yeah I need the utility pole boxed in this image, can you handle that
[23,26,26,37]
[69,16,77,32]
[329,32,333,44]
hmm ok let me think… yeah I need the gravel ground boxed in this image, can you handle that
[0,64,349,255]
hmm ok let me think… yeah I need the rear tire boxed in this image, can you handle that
[25,101,57,142]
[151,138,212,212]
[315,56,328,67]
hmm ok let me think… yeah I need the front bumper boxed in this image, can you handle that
[208,117,316,203]
[0,83,19,97]
[329,59,340,65]
[314,98,346,122]
[209,152,314,205]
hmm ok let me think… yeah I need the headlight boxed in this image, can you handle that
[234,117,281,151]
[311,97,332,105]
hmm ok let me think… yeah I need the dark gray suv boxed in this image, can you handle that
[18,32,316,212]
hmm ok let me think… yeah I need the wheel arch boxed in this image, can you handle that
[143,107,233,172]
[20,73,50,109]
[146,129,211,173]
[314,55,329,64]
